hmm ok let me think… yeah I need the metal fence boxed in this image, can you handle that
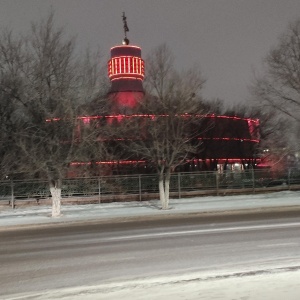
[1,168,300,207]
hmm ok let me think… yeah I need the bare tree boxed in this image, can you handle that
[122,45,206,209]
[0,12,104,216]
[223,103,292,170]
[250,19,300,166]
[0,84,20,179]
[251,19,300,122]
[254,109,294,170]
[0,29,27,179]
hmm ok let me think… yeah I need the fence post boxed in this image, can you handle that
[11,179,15,209]
[138,174,142,201]
[178,172,181,199]
[98,177,101,204]
[251,167,255,193]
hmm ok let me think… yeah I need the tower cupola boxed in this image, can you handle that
[107,13,145,113]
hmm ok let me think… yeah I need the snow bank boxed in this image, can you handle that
[6,268,300,300]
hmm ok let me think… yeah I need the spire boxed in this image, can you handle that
[122,12,130,45]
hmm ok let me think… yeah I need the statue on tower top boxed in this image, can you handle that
[122,12,130,45]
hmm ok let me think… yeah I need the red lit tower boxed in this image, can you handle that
[107,13,145,114]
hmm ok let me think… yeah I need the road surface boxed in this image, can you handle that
[1,210,300,298]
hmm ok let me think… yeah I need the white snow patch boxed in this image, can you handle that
[6,268,300,300]
[0,190,300,228]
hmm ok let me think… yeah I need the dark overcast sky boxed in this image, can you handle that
[1,0,300,107]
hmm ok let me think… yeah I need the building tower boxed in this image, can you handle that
[107,13,145,114]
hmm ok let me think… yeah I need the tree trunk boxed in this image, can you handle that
[50,179,62,217]
[159,170,171,210]
[158,173,166,209]
[164,169,171,209]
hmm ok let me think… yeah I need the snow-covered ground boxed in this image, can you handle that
[1,190,300,229]
[6,268,300,300]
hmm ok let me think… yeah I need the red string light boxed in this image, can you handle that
[70,158,261,166]
[108,56,145,80]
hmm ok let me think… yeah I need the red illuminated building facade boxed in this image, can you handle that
[68,14,260,176]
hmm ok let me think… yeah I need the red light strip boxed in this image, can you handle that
[198,137,260,143]
[139,57,141,74]
[110,45,142,51]
[108,56,145,80]
[133,57,135,74]
[70,157,261,166]
[186,158,261,163]
[46,118,61,122]
[206,114,259,123]
[70,160,147,166]
[110,77,143,81]
[92,136,258,143]
[47,114,260,123]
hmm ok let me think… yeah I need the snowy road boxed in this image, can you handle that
[1,212,300,299]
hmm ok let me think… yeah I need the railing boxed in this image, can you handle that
[1,168,300,207]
